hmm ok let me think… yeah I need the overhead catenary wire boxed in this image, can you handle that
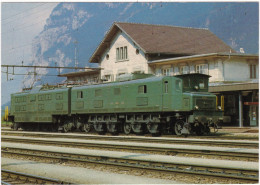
[1,3,48,23]
[2,4,57,35]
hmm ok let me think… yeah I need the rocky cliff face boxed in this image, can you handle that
[21,2,259,87]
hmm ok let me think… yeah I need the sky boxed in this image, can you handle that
[1,2,58,105]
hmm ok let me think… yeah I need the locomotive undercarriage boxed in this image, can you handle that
[53,112,218,136]
[10,112,219,136]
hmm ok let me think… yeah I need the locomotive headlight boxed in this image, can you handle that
[217,106,222,110]
[194,86,199,90]
[194,105,199,110]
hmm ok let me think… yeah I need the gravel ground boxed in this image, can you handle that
[2,154,255,184]
[1,157,181,184]
[1,126,258,184]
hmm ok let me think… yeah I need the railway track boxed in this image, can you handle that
[2,136,258,161]
[2,144,258,183]
[1,130,259,149]
[1,127,259,141]
[1,169,70,184]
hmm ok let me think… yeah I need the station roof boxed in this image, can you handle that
[209,82,259,92]
[89,22,236,63]
[149,53,259,65]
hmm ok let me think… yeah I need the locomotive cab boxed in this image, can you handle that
[176,73,209,93]
[174,73,223,135]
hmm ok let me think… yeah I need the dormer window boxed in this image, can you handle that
[116,46,128,61]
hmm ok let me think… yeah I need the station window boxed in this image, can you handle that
[104,75,111,82]
[116,46,128,61]
[77,91,83,99]
[180,66,189,74]
[138,85,147,94]
[195,64,207,74]
[250,64,256,79]
[162,68,171,76]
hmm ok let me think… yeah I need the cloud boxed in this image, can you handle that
[72,10,93,30]
[120,3,133,16]
[63,3,75,11]
[105,3,119,8]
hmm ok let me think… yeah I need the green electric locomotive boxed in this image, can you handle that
[9,73,223,135]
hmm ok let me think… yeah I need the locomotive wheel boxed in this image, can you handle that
[13,123,19,130]
[82,123,92,133]
[174,120,184,136]
[131,122,144,135]
[63,124,69,133]
[123,123,132,135]
[106,122,118,135]
[147,122,161,135]
[94,122,106,134]
[63,121,74,133]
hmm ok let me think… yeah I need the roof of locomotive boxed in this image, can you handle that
[174,73,211,78]
[72,75,171,90]
[11,85,69,96]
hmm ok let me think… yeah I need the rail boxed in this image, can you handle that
[1,169,71,184]
[1,136,258,161]
[2,147,258,183]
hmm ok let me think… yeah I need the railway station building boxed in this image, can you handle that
[61,22,259,127]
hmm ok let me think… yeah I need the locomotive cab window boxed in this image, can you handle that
[77,91,83,99]
[175,80,181,91]
[138,85,147,94]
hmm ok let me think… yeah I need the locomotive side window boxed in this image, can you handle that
[38,95,45,101]
[46,94,52,100]
[95,89,102,97]
[30,95,36,102]
[22,96,27,102]
[77,91,83,99]
[114,88,121,95]
[56,93,63,100]
[164,81,168,93]
[138,85,147,94]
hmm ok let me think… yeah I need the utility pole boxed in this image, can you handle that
[74,40,78,72]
